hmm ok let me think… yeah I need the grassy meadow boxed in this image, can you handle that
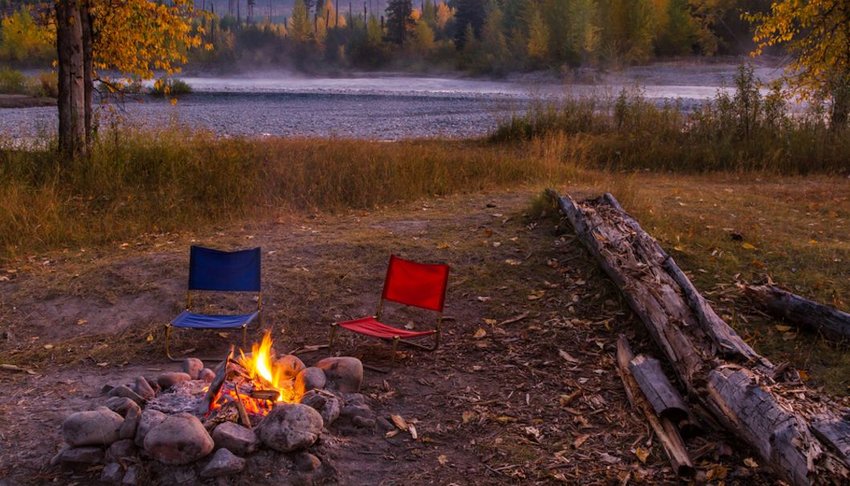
[2,69,849,392]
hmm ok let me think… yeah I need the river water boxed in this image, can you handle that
[0,63,783,141]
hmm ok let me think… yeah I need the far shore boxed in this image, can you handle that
[0,94,56,109]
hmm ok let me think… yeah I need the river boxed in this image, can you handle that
[0,62,783,141]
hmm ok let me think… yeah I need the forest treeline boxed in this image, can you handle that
[1,0,771,74]
[194,0,772,73]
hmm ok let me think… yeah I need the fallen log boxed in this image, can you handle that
[628,354,689,423]
[548,189,850,485]
[617,335,695,477]
[745,284,850,341]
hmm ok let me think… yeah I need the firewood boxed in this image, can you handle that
[548,189,850,485]
[197,346,234,415]
[744,284,850,340]
[616,336,695,477]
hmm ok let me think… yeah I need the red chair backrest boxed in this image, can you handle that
[381,255,450,312]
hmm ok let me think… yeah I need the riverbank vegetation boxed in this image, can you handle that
[492,65,850,173]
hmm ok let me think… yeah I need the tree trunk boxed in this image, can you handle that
[56,0,87,158]
[547,189,850,485]
[745,284,850,341]
[80,0,94,146]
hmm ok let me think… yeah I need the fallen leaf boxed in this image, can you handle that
[473,328,487,339]
[775,324,793,332]
[462,411,477,424]
[385,429,399,438]
[573,434,590,449]
[495,415,516,424]
[476,296,491,302]
[483,318,497,326]
[436,242,450,249]
[744,457,758,468]
[523,426,543,442]
[43,344,54,350]
[217,332,230,338]
[504,259,521,266]
[408,424,418,440]
[96,362,109,367]
[527,290,546,301]
[599,452,620,464]
[558,349,580,364]
[741,242,757,250]
[146,334,154,343]
[76,319,87,326]
[634,446,649,463]
[391,414,408,430]
[437,454,448,465]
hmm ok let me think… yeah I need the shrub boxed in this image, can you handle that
[150,78,193,97]
[0,68,27,94]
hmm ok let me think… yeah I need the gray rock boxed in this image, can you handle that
[340,404,372,421]
[200,448,245,478]
[143,412,214,465]
[105,397,140,416]
[211,421,259,456]
[119,404,141,440]
[341,392,367,407]
[105,439,137,462]
[62,407,123,447]
[293,451,321,472]
[199,368,216,383]
[274,354,306,379]
[54,446,103,465]
[101,463,124,483]
[134,408,167,448]
[352,416,376,429]
[294,367,326,397]
[257,403,323,452]
[315,357,363,393]
[156,372,192,390]
[181,358,204,380]
[300,390,341,426]
[122,465,139,486]
[134,376,156,400]
[376,416,394,431]
[108,385,146,406]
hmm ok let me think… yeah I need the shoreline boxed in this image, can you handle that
[0,94,56,109]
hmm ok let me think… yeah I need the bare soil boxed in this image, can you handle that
[0,188,775,485]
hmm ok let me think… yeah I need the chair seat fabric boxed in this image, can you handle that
[171,310,259,330]
[337,316,436,339]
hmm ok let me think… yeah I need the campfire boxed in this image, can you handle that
[203,332,302,422]
[54,333,373,484]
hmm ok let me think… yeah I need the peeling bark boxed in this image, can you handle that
[548,189,850,485]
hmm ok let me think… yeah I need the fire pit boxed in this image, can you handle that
[52,332,375,484]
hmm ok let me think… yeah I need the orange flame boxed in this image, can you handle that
[238,331,298,404]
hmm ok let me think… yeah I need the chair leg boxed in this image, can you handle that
[391,336,400,365]
[329,324,338,354]
[165,325,179,362]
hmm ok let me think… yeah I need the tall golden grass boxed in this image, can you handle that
[0,128,577,260]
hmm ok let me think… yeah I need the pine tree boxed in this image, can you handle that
[385,0,414,44]
[480,4,508,72]
[451,0,485,48]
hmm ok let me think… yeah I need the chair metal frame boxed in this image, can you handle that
[165,246,262,361]
[329,255,449,363]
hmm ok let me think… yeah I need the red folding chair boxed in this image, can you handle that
[329,255,450,362]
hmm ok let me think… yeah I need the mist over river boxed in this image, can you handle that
[0,62,783,141]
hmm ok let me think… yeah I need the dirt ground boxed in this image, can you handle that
[0,187,778,485]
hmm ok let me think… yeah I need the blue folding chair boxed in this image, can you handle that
[165,246,262,361]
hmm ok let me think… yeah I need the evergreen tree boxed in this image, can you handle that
[525,2,549,63]
[451,0,485,48]
[385,0,414,44]
[479,4,509,72]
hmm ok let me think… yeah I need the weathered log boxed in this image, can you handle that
[197,346,234,415]
[745,284,850,340]
[548,189,850,485]
[628,354,689,423]
[616,336,695,477]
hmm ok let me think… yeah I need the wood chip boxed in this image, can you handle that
[391,414,408,430]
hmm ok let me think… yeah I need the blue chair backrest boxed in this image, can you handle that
[188,246,261,292]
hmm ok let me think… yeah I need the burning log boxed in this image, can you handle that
[198,346,234,416]
[744,284,850,341]
[616,336,694,477]
[548,189,850,485]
